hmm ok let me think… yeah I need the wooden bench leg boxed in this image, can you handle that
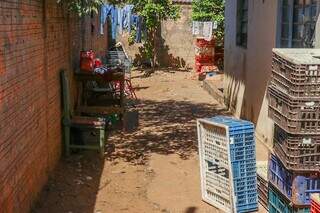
[99,128,105,158]
[64,125,71,156]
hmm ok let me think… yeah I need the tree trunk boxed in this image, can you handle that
[151,29,156,70]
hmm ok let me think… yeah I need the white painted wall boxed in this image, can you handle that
[224,0,279,147]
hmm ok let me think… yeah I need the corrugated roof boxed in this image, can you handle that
[172,0,192,4]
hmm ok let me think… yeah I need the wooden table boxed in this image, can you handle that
[75,70,125,117]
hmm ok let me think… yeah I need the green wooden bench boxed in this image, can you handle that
[60,70,107,157]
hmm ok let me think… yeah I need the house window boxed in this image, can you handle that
[236,0,248,48]
[280,0,319,48]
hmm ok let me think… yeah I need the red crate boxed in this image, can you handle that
[80,50,95,72]
[195,38,215,73]
[311,194,320,213]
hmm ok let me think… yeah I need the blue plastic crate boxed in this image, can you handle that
[205,116,258,213]
[268,184,310,213]
[268,153,320,206]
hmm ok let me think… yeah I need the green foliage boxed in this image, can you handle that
[129,0,180,29]
[58,0,180,67]
[192,0,225,45]
[127,0,181,67]
[57,0,104,16]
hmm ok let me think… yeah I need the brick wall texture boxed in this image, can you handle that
[0,1,108,212]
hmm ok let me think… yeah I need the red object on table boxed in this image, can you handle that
[80,50,95,72]
[94,58,102,68]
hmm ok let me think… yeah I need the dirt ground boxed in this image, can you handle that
[33,70,269,213]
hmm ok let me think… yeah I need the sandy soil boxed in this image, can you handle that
[33,70,268,213]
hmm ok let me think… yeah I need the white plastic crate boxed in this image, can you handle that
[197,116,258,213]
[197,118,235,212]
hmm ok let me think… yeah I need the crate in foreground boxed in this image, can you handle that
[273,124,320,171]
[197,116,258,213]
[311,194,320,213]
[268,183,310,213]
[268,153,320,206]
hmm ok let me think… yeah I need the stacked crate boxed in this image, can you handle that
[256,161,268,210]
[267,49,320,212]
[197,116,258,213]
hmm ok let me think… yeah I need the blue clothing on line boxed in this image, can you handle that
[123,5,134,33]
[117,8,124,35]
[100,4,142,42]
[132,15,143,43]
[111,8,118,40]
[100,4,117,40]
[100,5,113,34]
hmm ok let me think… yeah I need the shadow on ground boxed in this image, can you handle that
[32,98,228,213]
[131,67,192,79]
[106,99,229,165]
[32,154,105,213]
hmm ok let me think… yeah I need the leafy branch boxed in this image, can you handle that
[192,0,225,45]
[57,0,105,16]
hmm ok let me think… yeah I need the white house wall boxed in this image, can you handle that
[224,0,278,146]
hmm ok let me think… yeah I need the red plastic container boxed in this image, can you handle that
[196,38,215,47]
[80,50,95,72]
[311,194,320,213]
[94,58,102,68]
[195,37,215,73]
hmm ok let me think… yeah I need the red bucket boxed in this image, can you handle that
[80,50,95,72]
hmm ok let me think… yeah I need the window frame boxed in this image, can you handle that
[276,0,320,48]
[236,0,249,48]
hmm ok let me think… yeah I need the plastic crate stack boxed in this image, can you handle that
[256,161,268,210]
[267,49,320,213]
[197,116,258,213]
[311,194,320,213]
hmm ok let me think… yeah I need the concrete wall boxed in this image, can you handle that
[224,0,279,147]
[315,15,320,48]
[156,4,194,68]
[118,3,194,69]
[0,1,108,212]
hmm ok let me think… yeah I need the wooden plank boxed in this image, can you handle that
[75,71,125,82]
[69,145,101,150]
[77,106,125,115]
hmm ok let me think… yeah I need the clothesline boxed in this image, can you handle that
[100,4,144,43]
[192,21,218,41]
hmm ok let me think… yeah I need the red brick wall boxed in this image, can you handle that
[0,0,108,212]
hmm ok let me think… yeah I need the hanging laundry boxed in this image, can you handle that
[111,8,118,40]
[192,21,213,40]
[100,5,118,40]
[100,5,113,34]
[203,22,213,40]
[117,8,124,35]
[123,5,134,33]
[100,4,143,42]
[192,21,201,35]
[132,15,143,43]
